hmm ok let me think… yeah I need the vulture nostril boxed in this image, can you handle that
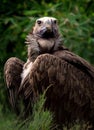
[46,26,52,32]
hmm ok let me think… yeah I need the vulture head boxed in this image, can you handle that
[32,17,59,38]
[26,17,64,62]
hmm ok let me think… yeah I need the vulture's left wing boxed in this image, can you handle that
[18,53,94,123]
[19,53,94,105]
[53,50,94,79]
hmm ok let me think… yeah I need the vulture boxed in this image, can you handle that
[4,17,94,129]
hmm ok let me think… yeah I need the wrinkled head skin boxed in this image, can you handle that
[33,17,59,38]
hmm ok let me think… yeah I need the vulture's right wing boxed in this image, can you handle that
[4,57,24,114]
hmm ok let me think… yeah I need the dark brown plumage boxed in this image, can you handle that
[4,57,24,114]
[4,17,94,128]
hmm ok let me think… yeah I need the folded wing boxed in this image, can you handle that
[4,57,24,114]
[19,53,94,124]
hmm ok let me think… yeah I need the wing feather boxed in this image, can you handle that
[19,53,94,123]
[53,50,94,78]
[4,57,24,114]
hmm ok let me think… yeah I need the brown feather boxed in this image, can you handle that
[53,49,94,78]
[4,57,24,114]
[19,53,94,126]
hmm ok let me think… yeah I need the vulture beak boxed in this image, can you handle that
[45,24,52,32]
[40,23,54,38]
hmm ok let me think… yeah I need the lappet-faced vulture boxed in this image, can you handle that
[4,17,94,129]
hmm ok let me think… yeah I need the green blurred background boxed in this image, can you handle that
[0,0,94,129]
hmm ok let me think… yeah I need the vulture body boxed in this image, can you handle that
[4,17,94,128]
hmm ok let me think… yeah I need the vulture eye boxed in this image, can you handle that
[54,20,57,24]
[37,20,42,25]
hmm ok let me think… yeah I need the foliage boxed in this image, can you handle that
[0,93,53,130]
[0,0,94,129]
[28,94,53,130]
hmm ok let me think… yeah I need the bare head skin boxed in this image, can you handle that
[32,17,59,38]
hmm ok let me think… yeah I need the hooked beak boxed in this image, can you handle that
[45,24,52,32]
[39,25,55,38]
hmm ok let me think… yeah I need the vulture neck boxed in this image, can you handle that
[32,34,63,54]
[26,33,68,62]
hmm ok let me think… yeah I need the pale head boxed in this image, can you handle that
[33,17,59,38]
